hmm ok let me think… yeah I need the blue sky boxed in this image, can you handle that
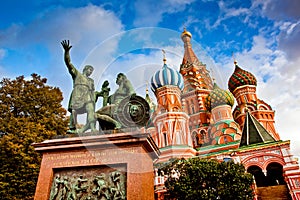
[1,0,300,156]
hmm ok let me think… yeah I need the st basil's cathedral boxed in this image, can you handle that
[144,28,300,200]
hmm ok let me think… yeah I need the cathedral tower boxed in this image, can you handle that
[205,82,242,146]
[228,61,280,140]
[150,54,194,162]
[179,28,214,147]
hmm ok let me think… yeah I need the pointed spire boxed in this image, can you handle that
[210,67,216,84]
[180,28,213,90]
[146,82,149,94]
[162,49,167,64]
[232,52,237,66]
[239,111,275,147]
[145,82,151,103]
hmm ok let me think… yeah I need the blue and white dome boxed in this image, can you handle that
[151,63,184,92]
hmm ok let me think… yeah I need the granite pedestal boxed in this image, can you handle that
[33,131,160,200]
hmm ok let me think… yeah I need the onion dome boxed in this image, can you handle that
[228,62,257,93]
[151,56,184,92]
[205,83,235,111]
[181,28,192,39]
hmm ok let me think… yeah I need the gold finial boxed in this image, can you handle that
[162,49,167,64]
[212,77,216,84]
[244,105,248,112]
[210,67,216,84]
[232,52,237,65]
[181,26,192,38]
[146,82,149,94]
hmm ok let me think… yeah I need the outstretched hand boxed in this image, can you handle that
[61,40,72,51]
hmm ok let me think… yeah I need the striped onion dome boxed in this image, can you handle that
[228,62,257,93]
[205,83,235,111]
[151,62,184,92]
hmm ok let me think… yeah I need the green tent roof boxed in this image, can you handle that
[239,111,275,147]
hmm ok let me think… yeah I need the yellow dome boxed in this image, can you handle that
[181,28,192,39]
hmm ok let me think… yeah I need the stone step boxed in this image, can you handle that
[256,185,291,200]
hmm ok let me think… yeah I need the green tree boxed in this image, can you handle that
[160,158,254,200]
[0,74,68,200]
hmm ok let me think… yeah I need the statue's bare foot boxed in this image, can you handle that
[67,129,77,134]
[76,129,84,134]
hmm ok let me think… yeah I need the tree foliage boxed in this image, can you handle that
[161,158,254,200]
[0,74,68,199]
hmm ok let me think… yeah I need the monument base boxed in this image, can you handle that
[33,131,160,200]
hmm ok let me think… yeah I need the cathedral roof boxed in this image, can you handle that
[228,62,257,93]
[180,28,213,90]
[205,83,235,111]
[150,60,184,92]
[239,111,275,147]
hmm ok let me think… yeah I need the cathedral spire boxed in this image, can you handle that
[180,28,213,90]
[162,49,167,64]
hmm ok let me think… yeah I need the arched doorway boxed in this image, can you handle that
[247,165,266,187]
[266,162,285,186]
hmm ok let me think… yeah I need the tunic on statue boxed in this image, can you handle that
[68,66,95,114]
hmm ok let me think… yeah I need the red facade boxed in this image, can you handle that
[148,29,300,199]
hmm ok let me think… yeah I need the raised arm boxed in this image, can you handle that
[61,40,76,76]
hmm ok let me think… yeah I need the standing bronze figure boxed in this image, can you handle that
[61,40,97,134]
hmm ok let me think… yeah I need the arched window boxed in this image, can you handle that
[218,111,221,119]
[266,162,285,186]
[247,165,266,187]
[190,99,195,114]
[295,179,300,188]
[163,133,168,146]
[192,131,199,147]
[191,105,195,114]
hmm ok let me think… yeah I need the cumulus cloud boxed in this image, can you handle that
[259,0,300,20]
[83,27,186,93]
[211,1,250,29]
[0,5,124,109]
[252,0,300,61]
[133,0,195,26]
[277,21,300,60]
[215,30,300,156]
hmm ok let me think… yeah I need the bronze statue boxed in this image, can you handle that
[60,41,150,133]
[61,40,97,134]
[96,73,135,130]
[96,73,151,130]
[108,73,135,106]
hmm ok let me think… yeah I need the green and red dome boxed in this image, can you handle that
[228,63,257,93]
[205,83,235,111]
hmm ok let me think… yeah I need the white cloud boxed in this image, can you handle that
[251,0,300,61]
[212,1,250,29]
[133,0,195,26]
[0,5,124,110]
[257,0,300,20]
[215,31,300,157]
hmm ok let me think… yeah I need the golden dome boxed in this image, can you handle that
[181,28,192,39]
